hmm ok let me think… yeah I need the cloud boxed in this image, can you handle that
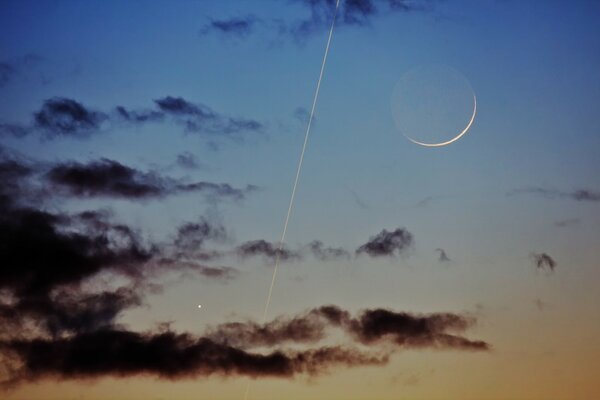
[207,305,488,351]
[115,106,164,123]
[356,227,414,257]
[530,252,556,272]
[236,239,302,263]
[0,330,386,385]
[33,97,108,138]
[0,204,154,299]
[294,107,311,124]
[154,96,263,135]
[176,152,202,170]
[509,187,600,203]
[200,16,259,37]
[345,308,488,350]
[2,96,262,140]
[174,218,227,251]
[45,158,256,201]
[234,239,350,263]
[307,240,350,261]
[435,248,450,262]
[1,305,487,386]
[199,0,437,42]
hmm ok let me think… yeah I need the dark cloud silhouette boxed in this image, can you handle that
[115,106,164,123]
[356,227,414,257]
[294,107,311,124]
[45,158,255,201]
[173,218,227,253]
[0,123,31,137]
[435,248,450,262]
[200,16,259,36]
[1,305,487,386]
[236,239,302,263]
[157,259,238,282]
[0,330,386,385]
[34,97,108,137]
[307,240,350,261]
[176,152,202,170]
[206,305,488,352]
[0,156,241,337]
[509,187,600,203]
[530,252,556,272]
[0,204,154,298]
[233,239,349,263]
[199,0,437,42]
[2,96,262,140]
[154,96,263,135]
[346,308,488,350]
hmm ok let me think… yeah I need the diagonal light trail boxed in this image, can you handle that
[244,1,341,398]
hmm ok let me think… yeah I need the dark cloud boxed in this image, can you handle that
[0,123,32,137]
[345,308,488,350]
[294,107,311,124]
[176,152,202,170]
[435,248,450,262]
[0,155,241,337]
[154,96,263,136]
[2,96,262,140]
[0,287,142,339]
[509,187,600,202]
[232,239,349,263]
[0,330,385,385]
[1,305,487,386]
[200,16,259,36]
[236,239,302,263]
[307,240,350,261]
[33,97,108,137]
[157,259,238,282]
[115,106,164,123]
[530,252,556,273]
[0,204,154,298]
[45,158,255,201]
[356,227,414,257]
[206,305,488,352]
[173,218,227,253]
[199,0,437,42]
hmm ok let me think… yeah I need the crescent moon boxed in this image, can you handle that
[404,94,477,147]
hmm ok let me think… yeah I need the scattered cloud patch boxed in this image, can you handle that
[530,252,556,273]
[356,227,414,257]
[510,187,600,203]
[435,248,450,262]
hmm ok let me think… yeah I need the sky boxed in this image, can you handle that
[1,0,599,399]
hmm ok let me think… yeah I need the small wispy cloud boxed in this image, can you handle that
[509,187,600,203]
[530,252,557,273]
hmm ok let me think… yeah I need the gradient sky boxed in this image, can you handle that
[1,1,600,399]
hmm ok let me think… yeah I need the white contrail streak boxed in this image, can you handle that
[244,1,341,398]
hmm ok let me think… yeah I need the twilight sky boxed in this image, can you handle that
[1,1,599,399]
